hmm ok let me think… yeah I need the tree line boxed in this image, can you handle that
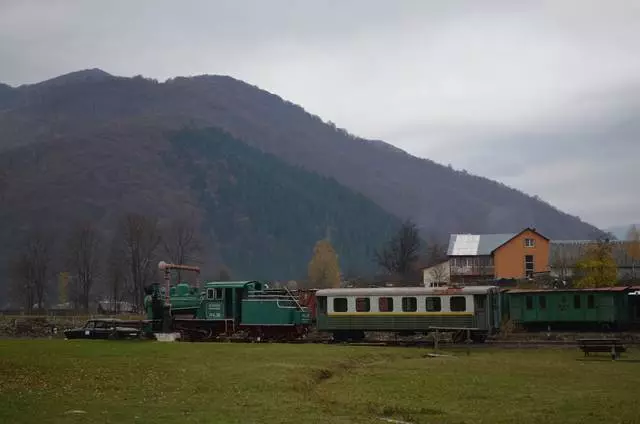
[306,219,447,288]
[7,213,205,313]
[7,214,436,312]
[306,222,640,290]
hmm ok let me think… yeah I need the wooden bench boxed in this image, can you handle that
[577,338,627,360]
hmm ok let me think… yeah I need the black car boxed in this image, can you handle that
[64,318,143,340]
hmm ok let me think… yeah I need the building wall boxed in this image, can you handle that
[493,230,550,279]
[422,261,450,286]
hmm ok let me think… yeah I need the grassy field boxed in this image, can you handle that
[1,341,639,424]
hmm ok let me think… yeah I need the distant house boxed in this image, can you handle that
[447,227,550,284]
[550,240,640,281]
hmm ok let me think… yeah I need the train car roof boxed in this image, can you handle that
[507,286,630,294]
[203,280,264,289]
[316,286,498,296]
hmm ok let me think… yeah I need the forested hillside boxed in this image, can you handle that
[0,70,602,240]
[165,127,399,278]
[0,69,606,303]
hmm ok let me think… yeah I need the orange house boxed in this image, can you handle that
[447,227,550,283]
[492,228,550,279]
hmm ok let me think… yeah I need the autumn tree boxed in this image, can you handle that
[9,227,54,312]
[375,219,421,282]
[118,213,162,308]
[308,239,341,288]
[162,217,202,282]
[574,238,617,288]
[65,221,101,312]
[626,225,640,281]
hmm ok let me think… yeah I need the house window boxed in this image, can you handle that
[426,297,441,312]
[356,297,370,312]
[524,255,534,278]
[450,296,466,312]
[333,298,348,312]
[573,295,581,309]
[526,296,533,310]
[379,297,394,312]
[524,238,535,248]
[539,296,547,309]
[402,297,417,312]
[587,295,595,309]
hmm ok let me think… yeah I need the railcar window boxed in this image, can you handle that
[402,297,417,312]
[333,298,348,312]
[526,296,533,310]
[356,297,370,312]
[215,288,224,299]
[426,297,441,312]
[379,297,394,312]
[539,296,546,309]
[574,295,581,309]
[587,295,595,309]
[207,288,214,299]
[450,296,466,312]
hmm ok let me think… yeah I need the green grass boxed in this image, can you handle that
[1,341,639,424]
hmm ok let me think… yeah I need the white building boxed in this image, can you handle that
[422,260,450,287]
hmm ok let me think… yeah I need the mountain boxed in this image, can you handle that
[0,70,604,284]
[20,68,114,89]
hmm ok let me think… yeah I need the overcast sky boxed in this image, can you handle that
[1,0,639,229]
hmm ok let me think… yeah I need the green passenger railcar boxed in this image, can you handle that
[506,287,632,330]
[315,286,501,342]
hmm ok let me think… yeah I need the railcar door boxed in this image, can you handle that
[225,288,234,319]
[474,295,487,329]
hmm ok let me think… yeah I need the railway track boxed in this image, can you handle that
[176,334,640,349]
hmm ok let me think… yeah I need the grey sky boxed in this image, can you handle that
[1,0,639,229]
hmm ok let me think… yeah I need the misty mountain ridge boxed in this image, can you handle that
[0,69,604,282]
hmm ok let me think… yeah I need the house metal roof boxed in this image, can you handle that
[447,233,515,256]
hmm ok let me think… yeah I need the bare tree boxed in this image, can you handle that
[375,220,421,282]
[429,263,448,284]
[66,221,101,312]
[9,227,54,312]
[105,235,128,313]
[9,255,35,312]
[162,218,202,282]
[0,169,7,202]
[424,239,447,267]
[119,213,162,308]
